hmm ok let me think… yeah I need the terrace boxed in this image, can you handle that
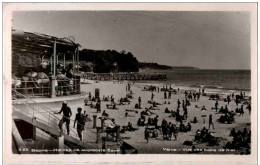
[12,29,82,98]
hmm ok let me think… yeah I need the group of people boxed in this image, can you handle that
[54,101,89,141]
[225,128,251,152]
[185,91,201,101]
[194,127,219,146]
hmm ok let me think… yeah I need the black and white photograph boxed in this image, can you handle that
[3,2,257,164]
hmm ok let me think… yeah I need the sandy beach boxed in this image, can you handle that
[77,80,251,154]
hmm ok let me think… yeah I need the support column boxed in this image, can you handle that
[77,48,79,73]
[93,115,97,128]
[96,127,101,143]
[50,55,53,73]
[32,117,37,140]
[57,54,59,68]
[76,75,81,94]
[72,51,75,74]
[58,134,64,154]
[101,118,105,132]
[116,125,120,142]
[63,54,66,70]
[49,76,56,98]
[53,39,57,76]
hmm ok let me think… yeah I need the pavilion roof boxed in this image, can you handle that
[12,29,80,57]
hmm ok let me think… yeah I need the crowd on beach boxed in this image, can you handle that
[53,82,251,154]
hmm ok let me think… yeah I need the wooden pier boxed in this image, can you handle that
[81,72,167,81]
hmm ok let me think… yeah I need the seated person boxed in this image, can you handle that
[103,96,109,101]
[102,110,109,117]
[152,129,159,138]
[121,97,131,102]
[179,123,187,132]
[201,106,207,111]
[137,118,145,126]
[106,103,117,110]
[219,106,225,113]
[186,122,192,131]
[135,103,141,109]
[127,122,139,131]
[147,117,154,126]
[165,107,171,113]
[141,109,154,116]
[91,97,96,101]
[195,129,201,141]
[169,111,177,118]
[230,128,236,137]
[148,106,160,110]
[85,100,93,106]
[153,101,157,107]
[191,117,198,124]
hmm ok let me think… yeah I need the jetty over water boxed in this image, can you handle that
[82,72,167,81]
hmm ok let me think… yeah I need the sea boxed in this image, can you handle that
[139,69,251,95]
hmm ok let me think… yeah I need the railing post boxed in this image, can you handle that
[49,76,56,98]
[76,75,81,94]
[96,127,101,143]
[58,134,64,154]
[32,117,37,140]
[116,125,120,142]
[26,98,29,114]
[93,115,97,128]
[101,118,105,132]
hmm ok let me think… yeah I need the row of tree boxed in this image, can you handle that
[78,49,139,73]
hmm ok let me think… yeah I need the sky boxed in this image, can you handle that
[12,11,251,69]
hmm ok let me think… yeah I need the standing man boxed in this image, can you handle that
[227,95,231,105]
[247,103,251,115]
[215,101,219,112]
[138,97,142,108]
[73,107,85,141]
[208,114,215,130]
[177,99,181,109]
[144,127,149,143]
[168,90,171,99]
[154,115,159,128]
[54,101,72,135]
[151,92,154,101]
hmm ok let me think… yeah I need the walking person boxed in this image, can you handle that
[172,124,178,141]
[144,127,149,143]
[164,91,167,99]
[151,92,154,101]
[54,101,72,135]
[208,114,215,130]
[183,107,188,120]
[177,99,181,109]
[73,107,85,141]
[215,101,219,112]
[247,103,251,115]
[168,90,171,99]
[239,105,244,117]
[227,95,231,105]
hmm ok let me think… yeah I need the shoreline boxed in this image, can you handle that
[82,79,251,97]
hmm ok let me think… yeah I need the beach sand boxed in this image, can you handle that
[74,80,251,154]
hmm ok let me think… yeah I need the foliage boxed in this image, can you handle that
[78,49,139,73]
